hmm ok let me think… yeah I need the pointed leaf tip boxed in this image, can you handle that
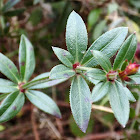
[66,9,88,62]
[70,76,91,133]
[53,112,62,119]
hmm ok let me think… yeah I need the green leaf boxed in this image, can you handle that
[22,72,50,88]
[124,87,136,102]
[70,115,94,137]
[91,50,112,72]
[85,68,106,81]
[33,0,40,5]
[0,78,18,93]
[66,11,88,62]
[70,76,91,133]
[0,53,20,83]
[19,34,35,82]
[129,74,140,84]
[4,8,25,17]
[29,8,43,26]
[2,0,21,13]
[109,81,130,127]
[50,64,75,79]
[113,34,137,70]
[81,27,128,67]
[129,0,140,8]
[0,93,10,102]
[82,73,100,85]
[88,9,101,30]
[52,47,74,68]
[108,2,118,14]
[0,91,25,123]
[31,72,50,81]
[25,90,61,118]
[93,20,106,40]
[92,81,109,102]
[28,78,67,89]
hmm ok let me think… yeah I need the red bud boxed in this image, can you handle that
[125,63,140,75]
[107,70,118,82]
[73,62,80,69]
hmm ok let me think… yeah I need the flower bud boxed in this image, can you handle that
[119,71,130,81]
[73,62,80,69]
[107,70,118,82]
[125,63,140,75]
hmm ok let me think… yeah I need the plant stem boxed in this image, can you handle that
[31,105,40,140]
[92,104,113,113]
[0,15,5,30]
[22,76,49,89]
[76,66,93,71]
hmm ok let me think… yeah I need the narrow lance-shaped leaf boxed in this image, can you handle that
[81,27,128,67]
[113,33,137,70]
[28,78,67,89]
[25,90,61,118]
[31,72,50,81]
[0,93,10,102]
[2,0,21,13]
[52,47,74,68]
[22,72,50,89]
[124,87,136,102]
[50,64,75,79]
[0,91,25,123]
[66,11,88,62]
[92,81,109,102]
[91,50,112,72]
[0,78,18,93]
[88,9,101,30]
[19,35,35,82]
[0,53,20,83]
[129,74,140,84]
[70,76,91,133]
[85,68,106,81]
[109,81,130,127]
